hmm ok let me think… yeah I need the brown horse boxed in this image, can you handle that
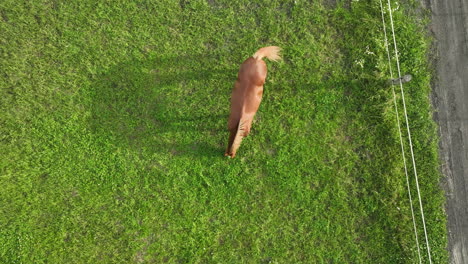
[225,46,281,158]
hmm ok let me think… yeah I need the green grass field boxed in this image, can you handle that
[1,0,448,263]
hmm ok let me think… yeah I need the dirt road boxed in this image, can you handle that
[423,0,468,263]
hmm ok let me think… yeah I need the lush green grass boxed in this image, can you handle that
[1,0,447,263]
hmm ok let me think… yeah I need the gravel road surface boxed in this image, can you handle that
[423,0,468,263]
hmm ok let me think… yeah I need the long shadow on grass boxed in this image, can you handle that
[89,54,236,158]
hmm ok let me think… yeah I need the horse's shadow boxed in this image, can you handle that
[88,53,236,158]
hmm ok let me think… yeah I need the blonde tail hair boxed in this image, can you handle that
[252,46,282,62]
